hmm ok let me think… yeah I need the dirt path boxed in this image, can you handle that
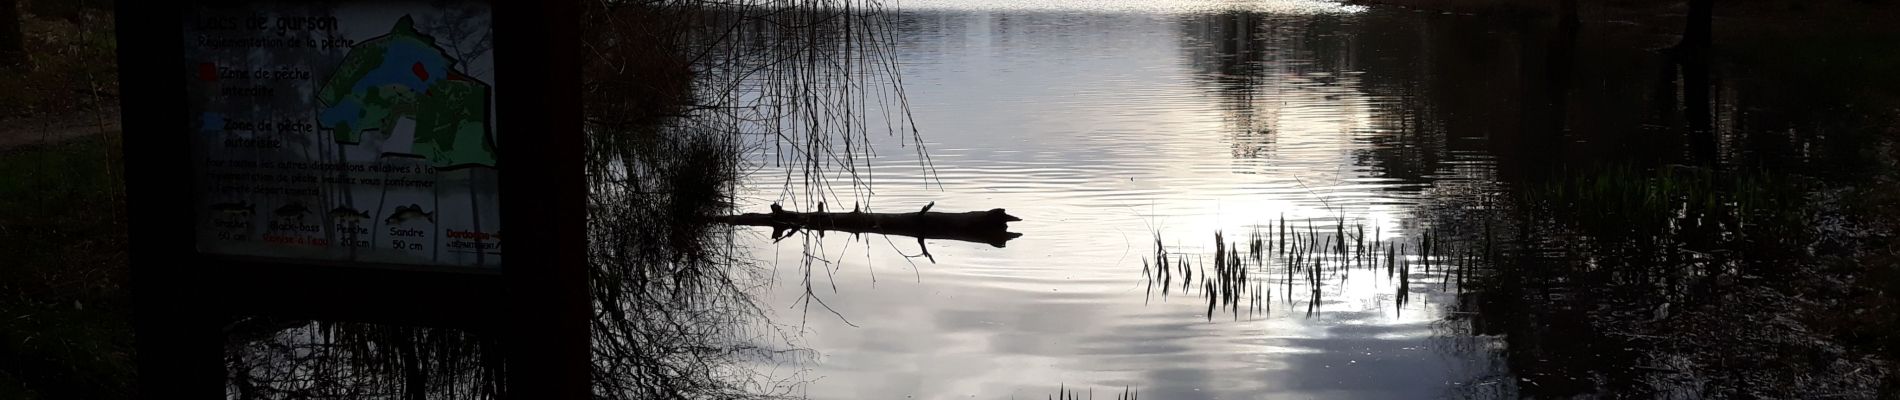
[0,109,121,151]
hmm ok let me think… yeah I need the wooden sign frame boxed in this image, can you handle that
[114,0,587,398]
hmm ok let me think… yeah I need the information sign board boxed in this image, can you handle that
[184,2,503,267]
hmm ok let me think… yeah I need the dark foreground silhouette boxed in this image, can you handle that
[715,203,1023,248]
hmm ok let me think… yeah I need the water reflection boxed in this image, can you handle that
[225,319,501,398]
[738,2,1895,398]
[216,1,1896,398]
[737,7,1511,399]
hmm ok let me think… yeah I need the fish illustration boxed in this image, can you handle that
[385,204,435,225]
[329,206,371,222]
[208,201,255,216]
[273,202,311,222]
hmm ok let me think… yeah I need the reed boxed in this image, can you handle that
[1045,385,1138,400]
[1139,214,1505,322]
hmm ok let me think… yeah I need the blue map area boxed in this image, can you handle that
[313,15,496,168]
[200,112,226,134]
[317,40,451,136]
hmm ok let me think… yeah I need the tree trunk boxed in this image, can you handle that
[1682,0,1713,52]
[1558,0,1579,30]
[0,0,24,70]
[715,204,1023,248]
[1681,0,1717,164]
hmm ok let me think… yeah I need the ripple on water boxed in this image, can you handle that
[734,4,1509,399]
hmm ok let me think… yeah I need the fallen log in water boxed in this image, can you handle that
[714,203,1023,248]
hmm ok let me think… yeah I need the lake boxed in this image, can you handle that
[727,0,1893,398]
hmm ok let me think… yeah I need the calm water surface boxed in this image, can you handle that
[734,1,1665,398]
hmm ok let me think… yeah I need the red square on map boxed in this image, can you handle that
[198,63,218,82]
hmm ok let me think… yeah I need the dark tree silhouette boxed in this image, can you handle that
[1558,0,1578,29]
[0,0,23,69]
[1682,0,1712,52]
[1680,0,1716,163]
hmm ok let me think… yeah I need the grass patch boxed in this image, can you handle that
[0,131,132,399]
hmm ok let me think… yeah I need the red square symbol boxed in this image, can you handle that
[198,63,218,82]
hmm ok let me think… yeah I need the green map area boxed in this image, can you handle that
[317,16,496,168]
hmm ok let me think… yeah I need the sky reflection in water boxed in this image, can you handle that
[735,2,1513,398]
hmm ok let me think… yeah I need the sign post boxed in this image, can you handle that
[116,0,586,398]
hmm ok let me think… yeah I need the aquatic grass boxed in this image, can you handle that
[1043,384,1138,400]
[1139,215,1493,321]
[1355,223,1365,267]
[1435,159,1869,396]
[1336,216,1348,259]
[1143,232,1174,303]
[1515,163,1807,301]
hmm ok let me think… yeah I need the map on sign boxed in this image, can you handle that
[185,2,502,268]
[317,16,496,168]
